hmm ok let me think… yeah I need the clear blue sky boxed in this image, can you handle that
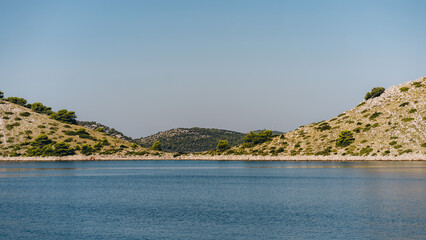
[1,0,425,137]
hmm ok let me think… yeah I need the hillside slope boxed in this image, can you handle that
[135,127,245,152]
[0,101,159,157]
[222,77,426,157]
[77,120,133,141]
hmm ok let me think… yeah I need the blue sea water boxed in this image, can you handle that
[0,160,425,240]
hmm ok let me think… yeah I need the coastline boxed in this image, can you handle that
[0,154,425,162]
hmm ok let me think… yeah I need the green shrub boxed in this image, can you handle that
[364,87,385,100]
[152,141,161,151]
[412,82,422,88]
[5,97,28,107]
[369,112,382,120]
[65,128,96,140]
[316,122,331,131]
[53,142,75,156]
[50,109,77,124]
[399,102,409,107]
[353,127,362,133]
[243,130,273,147]
[401,118,414,122]
[216,140,230,152]
[335,130,355,148]
[81,144,95,155]
[5,122,20,130]
[31,102,53,115]
[399,149,413,155]
[408,109,417,114]
[360,146,373,156]
[399,87,409,92]
[421,143,426,148]
[389,141,397,145]
[316,146,332,156]
[100,139,110,146]
[94,142,103,150]
[360,140,368,143]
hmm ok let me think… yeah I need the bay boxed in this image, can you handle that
[0,161,425,239]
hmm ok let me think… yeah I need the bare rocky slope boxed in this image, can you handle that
[203,77,426,158]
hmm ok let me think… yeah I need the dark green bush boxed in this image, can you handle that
[360,146,373,156]
[243,130,273,147]
[152,141,161,151]
[5,122,20,130]
[316,122,331,131]
[53,142,75,156]
[369,112,382,120]
[401,118,414,122]
[364,87,385,100]
[31,102,53,115]
[65,128,96,140]
[353,127,362,133]
[216,140,230,152]
[399,87,409,92]
[399,102,409,107]
[5,97,28,107]
[335,130,355,148]
[408,109,417,114]
[50,109,77,124]
[81,144,95,156]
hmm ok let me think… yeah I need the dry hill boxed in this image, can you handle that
[0,100,160,157]
[213,77,426,158]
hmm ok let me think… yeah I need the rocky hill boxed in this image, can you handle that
[135,127,245,152]
[77,120,133,141]
[213,77,426,157]
[0,99,160,157]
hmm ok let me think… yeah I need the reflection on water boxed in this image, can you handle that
[0,161,425,240]
[0,161,425,178]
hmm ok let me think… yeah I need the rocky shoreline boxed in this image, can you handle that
[0,154,425,162]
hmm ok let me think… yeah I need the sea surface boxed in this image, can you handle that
[0,160,425,240]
